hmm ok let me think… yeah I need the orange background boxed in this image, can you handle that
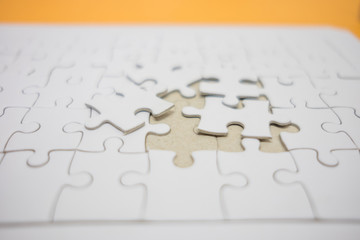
[0,0,359,37]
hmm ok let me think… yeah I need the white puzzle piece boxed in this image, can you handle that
[219,138,313,219]
[200,65,259,107]
[127,62,203,98]
[5,99,88,167]
[85,77,173,133]
[27,66,106,108]
[55,138,148,221]
[274,99,357,166]
[0,107,38,153]
[0,151,91,223]
[275,149,360,219]
[182,97,290,139]
[322,107,360,148]
[78,111,170,152]
[316,78,360,117]
[260,75,327,108]
[121,150,246,220]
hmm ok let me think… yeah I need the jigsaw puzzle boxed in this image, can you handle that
[0,25,359,238]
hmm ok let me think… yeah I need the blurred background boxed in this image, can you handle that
[0,0,359,37]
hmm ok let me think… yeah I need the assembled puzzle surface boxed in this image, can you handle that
[0,25,360,237]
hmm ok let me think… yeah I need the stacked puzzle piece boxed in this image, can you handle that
[0,25,360,223]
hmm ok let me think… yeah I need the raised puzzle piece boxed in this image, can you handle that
[219,138,313,219]
[275,149,360,219]
[5,99,88,167]
[86,77,173,133]
[79,111,169,152]
[121,150,246,220]
[182,97,290,139]
[0,151,90,223]
[274,99,357,166]
[55,138,148,221]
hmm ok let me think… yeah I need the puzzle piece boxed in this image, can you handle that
[322,107,360,148]
[182,97,290,139]
[274,99,357,166]
[0,70,38,115]
[55,138,148,221]
[0,108,38,153]
[27,66,107,108]
[315,78,360,118]
[5,99,88,167]
[121,150,246,220]
[85,77,173,133]
[127,61,202,98]
[0,151,90,223]
[200,67,259,107]
[79,111,169,152]
[275,149,360,219]
[219,138,313,219]
[260,75,327,108]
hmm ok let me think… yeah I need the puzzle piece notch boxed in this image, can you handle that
[322,107,360,148]
[275,149,360,219]
[0,151,91,223]
[55,137,149,221]
[274,98,357,166]
[182,97,290,139]
[219,138,313,219]
[5,98,88,167]
[121,150,246,220]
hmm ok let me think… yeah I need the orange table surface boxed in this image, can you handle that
[0,0,359,38]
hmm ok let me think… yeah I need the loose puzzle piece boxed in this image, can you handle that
[79,111,169,152]
[260,75,327,108]
[219,138,313,219]
[121,150,246,220]
[55,138,148,221]
[0,151,91,223]
[322,107,360,148]
[274,99,357,166]
[182,97,290,139]
[5,99,88,167]
[0,108,38,153]
[275,149,360,219]
[127,62,203,98]
[86,77,173,133]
